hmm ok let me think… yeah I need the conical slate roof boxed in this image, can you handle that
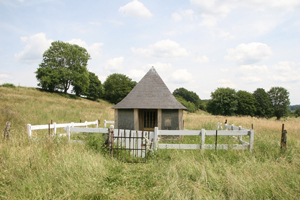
[112,67,186,109]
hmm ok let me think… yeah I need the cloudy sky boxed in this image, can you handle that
[1,0,300,104]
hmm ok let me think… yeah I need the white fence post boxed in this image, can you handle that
[71,122,74,128]
[67,126,71,141]
[201,129,206,153]
[27,124,31,138]
[53,122,56,135]
[154,127,159,151]
[104,120,107,128]
[249,129,254,152]
[238,126,242,141]
[85,121,88,128]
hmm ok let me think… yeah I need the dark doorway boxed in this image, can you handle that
[139,109,157,131]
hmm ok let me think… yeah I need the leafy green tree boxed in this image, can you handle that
[206,87,238,116]
[253,88,274,118]
[36,41,90,94]
[294,108,300,118]
[236,90,256,117]
[268,87,290,120]
[85,72,104,100]
[173,87,204,110]
[175,96,197,113]
[103,73,137,104]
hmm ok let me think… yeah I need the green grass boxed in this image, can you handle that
[1,87,300,199]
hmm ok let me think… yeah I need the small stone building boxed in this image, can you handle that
[112,67,186,131]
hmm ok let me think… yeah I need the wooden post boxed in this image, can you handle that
[48,123,51,137]
[281,124,287,151]
[4,122,11,140]
[51,119,53,135]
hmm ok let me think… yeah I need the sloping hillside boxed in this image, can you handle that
[0,86,114,136]
[1,86,300,199]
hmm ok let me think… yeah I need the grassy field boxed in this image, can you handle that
[0,86,300,199]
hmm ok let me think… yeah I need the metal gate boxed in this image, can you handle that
[109,129,154,163]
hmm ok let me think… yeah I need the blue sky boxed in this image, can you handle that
[1,0,300,104]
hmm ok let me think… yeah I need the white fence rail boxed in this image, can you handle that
[104,120,114,128]
[30,121,253,154]
[156,124,254,152]
[27,120,99,138]
[65,123,254,153]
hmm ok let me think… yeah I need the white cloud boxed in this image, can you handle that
[194,55,209,63]
[0,74,9,78]
[203,90,211,94]
[225,42,272,65]
[131,39,189,58]
[273,61,294,71]
[270,75,300,82]
[218,30,235,40]
[238,65,269,74]
[217,79,237,88]
[170,69,193,84]
[0,74,11,85]
[240,76,262,83]
[191,0,235,16]
[220,68,229,72]
[270,61,300,83]
[119,0,153,18]
[127,69,146,81]
[191,0,300,16]
[199,14,218,27]
[68,39,103,59]
[105,57,124,72]
[143,62,172,72]
[109,20,125,26]
[191,0,300,27]
[88,21,101,25]
[172,9,195,22]
[172,13,182,22]
[15,32,53,64]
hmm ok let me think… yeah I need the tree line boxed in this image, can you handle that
[173,86,291,120]
[36,41,295,120]
[205,87,290,120]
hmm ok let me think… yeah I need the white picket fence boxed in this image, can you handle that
[64,123,254,153]
[27,120,99,138]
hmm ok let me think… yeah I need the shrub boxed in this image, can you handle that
[1,83,16,88]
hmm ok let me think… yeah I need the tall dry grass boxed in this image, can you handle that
[1,87,299,199]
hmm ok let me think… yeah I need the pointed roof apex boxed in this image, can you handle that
[112,67,186,109]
